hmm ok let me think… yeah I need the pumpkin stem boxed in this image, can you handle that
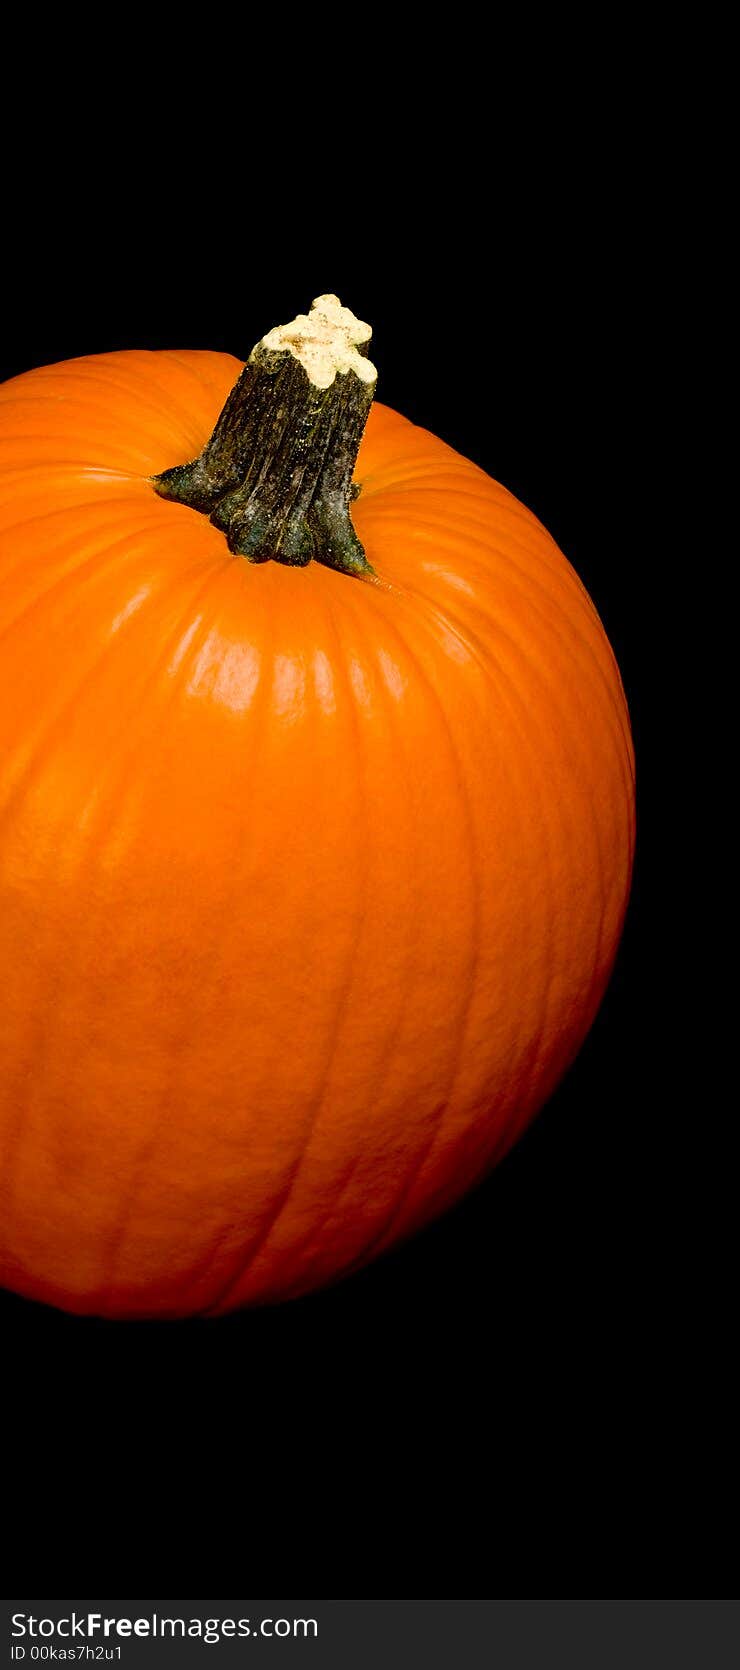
[151,296,377,578]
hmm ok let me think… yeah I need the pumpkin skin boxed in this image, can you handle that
[0,348,635,1318]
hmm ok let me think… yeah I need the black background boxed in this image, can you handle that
[0,83,716,1600]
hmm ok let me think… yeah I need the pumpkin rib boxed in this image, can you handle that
[359,584,563,1245]
[360,471,585,592]
[248,584,427,1300]
[1,350,232,422]
[364,474,551,552]
[430,501,613,672]
[362,478,567,577]
[0,514,191,711]
[4,555,257,1312]
[227,584,490,1306]
[0,431,140,453]
[0,381,202,443]
[0,543,230,891]
[0,556,237,1233]
[235,623,372,1295]
[342,606,485,1261]
[84,563,255,1306]
[366,492,616,686]
[191,567,286,1310]
[0,504,156,596]
[236,579,444,1305]
[387,553,632,856]
[0,516,167,680]
[0,466,143,495]
[367,505,628,751]
[202,583,375,1313]
[69,557,234,834]
[160,348,243,396]
[0,492,147,543]
[398,560,625,869]
[383,511,635,787]
[363,471,550,540]
[395,574,616,1193]
[198,644,350,1310]
[241,604,480,1301]
[0,363,209,470]
[0,439,151,475]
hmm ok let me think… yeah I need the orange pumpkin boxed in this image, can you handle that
[0,296,634,1318]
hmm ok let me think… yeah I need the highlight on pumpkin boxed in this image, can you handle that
[0,296,635,1318]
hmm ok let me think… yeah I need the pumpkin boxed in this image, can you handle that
[0,295,635,1318]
